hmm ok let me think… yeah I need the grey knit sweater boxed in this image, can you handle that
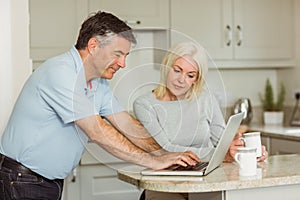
[133,89,226,161]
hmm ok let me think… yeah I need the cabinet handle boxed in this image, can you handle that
[236,25,243,46]
[71,168,77,182]
[125,20,141,25]
[226,25,232,46]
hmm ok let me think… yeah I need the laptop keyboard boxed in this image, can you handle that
[170,162,209,171]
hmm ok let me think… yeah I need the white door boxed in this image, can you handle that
[171,0,233,59]
[233,0,294,60]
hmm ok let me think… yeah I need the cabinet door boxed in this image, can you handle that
[271,138,300,155]
[62,169,80,200]
[29,0,87,62]
[171,0,233,60]
[88,0,169,29]
[80,164,142,200]
[234,0,294,59]
[171,0,295,65]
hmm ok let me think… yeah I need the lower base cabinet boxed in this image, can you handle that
[270,138,300,155]
[62,143,143,200]
[225,184,300,200]
[80,163,142,200]
[63,163,142,200]
[261,136,300,155]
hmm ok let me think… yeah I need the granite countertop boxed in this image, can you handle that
[248,124,300,141]
[118,154,300,193]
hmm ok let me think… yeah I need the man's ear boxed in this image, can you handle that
[87,37,99,55]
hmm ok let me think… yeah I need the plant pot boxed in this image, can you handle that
[263,111,284,125]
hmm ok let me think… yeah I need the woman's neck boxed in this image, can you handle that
[159,89,180,101]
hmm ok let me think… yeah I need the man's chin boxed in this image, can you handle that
[101,74,114,80]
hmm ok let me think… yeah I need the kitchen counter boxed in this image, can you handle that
[246,124,300,155]
[118,154,300,200]
[248,124,300,142]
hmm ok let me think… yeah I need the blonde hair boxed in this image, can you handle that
[153,42,208,101]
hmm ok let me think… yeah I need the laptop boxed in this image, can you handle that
[141,112,244,176]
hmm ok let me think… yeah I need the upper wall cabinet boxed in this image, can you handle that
[171,0,295,68]
[29,0,169,67]
[29,0,87,64]
[88,0,169,30]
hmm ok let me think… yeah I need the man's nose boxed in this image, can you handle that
[117,56,126,68]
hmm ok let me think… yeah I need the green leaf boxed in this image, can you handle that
[259,78,285,111]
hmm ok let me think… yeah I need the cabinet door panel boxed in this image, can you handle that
[171,0,233,59]
[171,0,295,65]
[80,164,142,200]
[271,138,300,155]
[234,0,294,59]
[88,0,169,29]
[30,0,86,61]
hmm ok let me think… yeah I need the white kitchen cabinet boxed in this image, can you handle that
[29,0,87,65]
[62,169,80,200]
[261,135,300,155]
[63,143,142,200]
[79,163,142,200]
[88,0,169,29]
[270,138,300,155]
[64,165,142,200]
[171,0,295,68]
[29,0,169,69]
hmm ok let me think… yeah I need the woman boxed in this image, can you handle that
[133,42,268,200]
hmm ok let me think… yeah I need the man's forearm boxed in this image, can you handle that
[76,114,200,170]
[105,112,166,155]
[128,135,167,156]
[76,115,157,167]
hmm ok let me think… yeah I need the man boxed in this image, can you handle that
[0,11,199,199]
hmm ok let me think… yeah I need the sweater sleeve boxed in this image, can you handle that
[209,95,226,147]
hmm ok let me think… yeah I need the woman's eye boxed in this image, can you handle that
[173,68,180,73]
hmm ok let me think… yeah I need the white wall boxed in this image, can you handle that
[0,0,31,134]
[109,31,162,112]
[278,0,300,106]
[210,69,277,107]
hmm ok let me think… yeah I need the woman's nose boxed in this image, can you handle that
[178,74,186,83]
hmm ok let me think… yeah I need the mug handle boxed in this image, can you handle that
[240,137,246,145]
[234,153,243,168]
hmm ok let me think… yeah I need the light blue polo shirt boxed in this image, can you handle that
[0,46,124,179]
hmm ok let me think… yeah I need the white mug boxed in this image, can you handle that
[242,132,262,157]
[234,147,257,176]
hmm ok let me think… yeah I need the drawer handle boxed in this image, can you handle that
[71,168,77,182]
[125,20,141,25]
[237,25,243,46]
[226,25,232,46]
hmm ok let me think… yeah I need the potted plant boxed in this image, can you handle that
[259,78,286,125]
